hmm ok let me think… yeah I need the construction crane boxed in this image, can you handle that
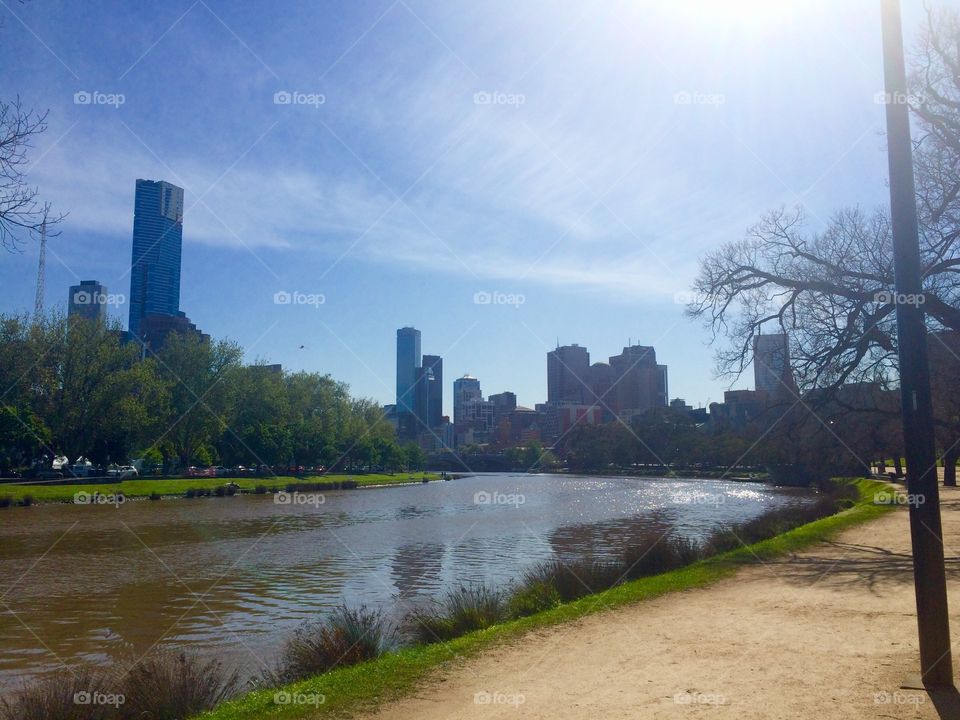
[34,219,46,318]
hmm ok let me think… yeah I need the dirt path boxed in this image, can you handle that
[358,486,960,720]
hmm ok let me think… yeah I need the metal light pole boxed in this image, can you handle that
[880,0,954,688]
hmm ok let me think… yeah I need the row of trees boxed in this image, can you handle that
[561,400,905,480]
[0,312,425,473]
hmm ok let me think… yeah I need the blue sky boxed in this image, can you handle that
[0,0,944,415]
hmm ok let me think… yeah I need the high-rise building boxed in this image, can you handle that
[68,280,108,323]
[396,327,422,416]
[753,333,795,399]
[488,391,517,415]
[415,354,443,430]
[607,344,668,420]
[128,179,184,338]
[453,374,482,425]
[547,344,591,404]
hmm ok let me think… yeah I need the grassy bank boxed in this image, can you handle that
[0,473,442,504]
[193,478,893,720]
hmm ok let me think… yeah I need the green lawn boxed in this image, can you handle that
[194,478,895,720]
[0,473,442,504]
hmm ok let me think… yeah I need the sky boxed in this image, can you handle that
[0,0,948,416]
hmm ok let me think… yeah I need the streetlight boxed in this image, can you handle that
[880,0,954,688]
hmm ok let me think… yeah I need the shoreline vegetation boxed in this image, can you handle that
[0,473,447,506]
[0,478,894,720]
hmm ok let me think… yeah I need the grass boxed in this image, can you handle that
[193,478,894,720]
[0,473,443,504]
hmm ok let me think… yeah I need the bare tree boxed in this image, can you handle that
[688,6,960,402]
[0,96,64,251]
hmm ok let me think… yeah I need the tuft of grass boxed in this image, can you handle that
[0,495,13,508]
[407,585,506,643]
[520,558,624,602]
[0,666,114,720]
[268,606,392,685]
[507,581,561,617]
[619,534,704,581]
[119,650,239,720]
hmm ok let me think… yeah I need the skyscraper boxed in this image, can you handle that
[453,374,482,425]
[421,354,443,429]
[607,344,668,420]
[547,344,591,404]
[753,333,795,399]
[396,327,422,415]
[128,180,184,338]
[68,280,108,323]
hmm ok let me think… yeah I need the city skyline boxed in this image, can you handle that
[0,0,929,415]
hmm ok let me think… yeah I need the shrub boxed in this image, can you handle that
[0,666,115,720]
[507,581,561,618]
[521,558,622,603]
[213,485,226,497]
[254,484,267,494]
[0,495,13,508]
[118,650,239,720]
[225,484,237,496]
[269,605,392,684]
[149,492,161,501]
[185,488,196,498]
[407,584,506,643]
[19,494,33,507]
[620,535,704,581]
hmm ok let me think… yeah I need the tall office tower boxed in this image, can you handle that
[547,344,591,404]
[414,354,443,430]
[68,280,108,323]
[423,354,443,428]
[128,179,184,338]
[488,391,517,414]
[753,333,795,399]
[396,327,422,415]
[657,364,669,408]
[607,344,667,420]
[453,374,482,425]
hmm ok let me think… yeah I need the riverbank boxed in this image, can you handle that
[193,478,895,720]
[0,473,443,504]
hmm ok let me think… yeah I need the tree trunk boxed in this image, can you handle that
[894,456,904,477]
[945,444,958,487]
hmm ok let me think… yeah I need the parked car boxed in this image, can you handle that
[107,465,138,479]
[37,468,64,480]
[186,466,205,477]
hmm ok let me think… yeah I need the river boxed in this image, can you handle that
[0,473,812,690]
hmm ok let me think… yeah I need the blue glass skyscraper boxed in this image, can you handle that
[396,327,421,415]
[128,179,184,337]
